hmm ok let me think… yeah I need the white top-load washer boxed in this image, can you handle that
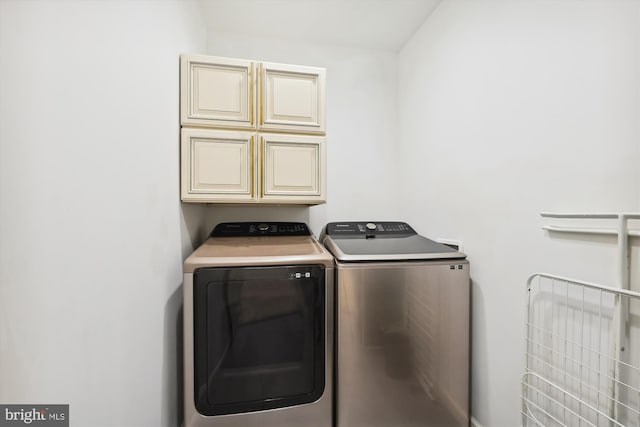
[183,222,334,427]
[321,221,470,427]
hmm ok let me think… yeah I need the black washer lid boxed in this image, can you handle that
[211,222,311,237]
[323,221,466,261]
[324,221,416,238]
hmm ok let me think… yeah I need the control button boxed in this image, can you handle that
[258,223,269,231]
[366,222,377,231]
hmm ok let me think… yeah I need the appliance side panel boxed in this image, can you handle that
[183,273,199,427]
[336,261,470,427]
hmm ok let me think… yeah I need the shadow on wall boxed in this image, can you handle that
[181,204,207,256]
[163,285,184,427]
[161,203,206,427]
[470,278,487,427]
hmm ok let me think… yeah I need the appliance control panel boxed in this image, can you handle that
[325,221,416,237]
[210,222,311,237]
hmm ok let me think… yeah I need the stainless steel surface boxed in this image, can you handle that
[183,230,334,427]
[336,260,470,427]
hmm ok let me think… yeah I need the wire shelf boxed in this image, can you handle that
[522,274,640,427]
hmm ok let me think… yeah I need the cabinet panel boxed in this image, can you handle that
[181,129,255,202]
[181,55,254,129]
[261,134,325,203]
[260,63,326,134]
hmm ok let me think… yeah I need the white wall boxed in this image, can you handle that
[0,2,402,425]
[2,2,639,426]
[398,1,640,425]
[0,1,206,426]
[200,31,403,237]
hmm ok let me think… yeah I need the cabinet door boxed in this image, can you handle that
[181,128,256,202]
[259,63,326,134]
[260,134,326,203]
[181,55,255,129]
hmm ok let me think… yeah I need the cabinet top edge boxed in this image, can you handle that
[180,53,326,73]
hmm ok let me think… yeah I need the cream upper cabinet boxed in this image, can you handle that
[261,134,326,203]
[181,55,255,129]
[180,54,326,204]
[180,129,325,204]
[181,128,256,202]
[259,63,326,134]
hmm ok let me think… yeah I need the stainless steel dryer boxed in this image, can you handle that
[183,222,334,427]
[321,221,470,427]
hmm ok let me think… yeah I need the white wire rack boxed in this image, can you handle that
[522,273,640,427]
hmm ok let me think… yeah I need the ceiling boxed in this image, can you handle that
[199,0,442,52]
